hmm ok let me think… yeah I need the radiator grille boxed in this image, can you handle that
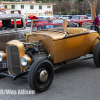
[7,45,20,76]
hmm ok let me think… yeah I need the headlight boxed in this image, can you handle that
[21,56,28,66]
[0,53,3,62]
[0,52,6,62]
[21,55,31,66]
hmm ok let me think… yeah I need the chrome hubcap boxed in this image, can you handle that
[39,70,48,82]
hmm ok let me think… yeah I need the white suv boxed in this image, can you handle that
[59,15,72,21]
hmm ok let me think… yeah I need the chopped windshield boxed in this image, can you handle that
[32,19,65,33]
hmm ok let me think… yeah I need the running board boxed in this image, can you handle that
[66,56,93,64]
[54,56,93,69]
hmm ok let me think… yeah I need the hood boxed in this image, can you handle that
[32,30,65,40]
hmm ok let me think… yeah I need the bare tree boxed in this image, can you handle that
[73,0,83,15]
[87,0,98,21]
[61,1,71,15]
[96,0,100,14]
[53,0,72,15]
[53,0,99,16]
[81,0,90,14]
[53,2,60,14]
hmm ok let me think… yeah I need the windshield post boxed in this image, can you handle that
[63,19,67,37]
[31,19,33,34]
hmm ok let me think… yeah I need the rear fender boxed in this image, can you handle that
[91,37,100,52]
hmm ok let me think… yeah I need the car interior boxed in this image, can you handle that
[0,19,14,30]
[0,19,23,31]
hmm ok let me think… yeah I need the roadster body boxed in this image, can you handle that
[0,19,100,93]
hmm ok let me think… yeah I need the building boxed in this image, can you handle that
[2,1,55,17]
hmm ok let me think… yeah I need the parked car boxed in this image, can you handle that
[0,14,31,51]
[59,15,72,26]
[28,15,63,30]
[0,11,6,14]
[59,15,72,21]
[0,18,100,93]
[38,15,56,19]
[54,15,60,19]
[98,15,100,25]
[25,17,31,27]
[25,16,45,27]
[70,15,91,27]
[26,15,56,28]
[86,14,92,19]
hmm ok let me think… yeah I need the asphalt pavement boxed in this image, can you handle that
[0,54,100,100]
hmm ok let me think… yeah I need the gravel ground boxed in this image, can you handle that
[0,54,100,100]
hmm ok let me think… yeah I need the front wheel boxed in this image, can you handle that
[28,59,54,92]
[93,41,100,67]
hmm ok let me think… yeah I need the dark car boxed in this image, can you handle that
[0,14,31,51]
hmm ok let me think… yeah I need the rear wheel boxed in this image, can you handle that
[28,59,54,92]
[93,41,100,67]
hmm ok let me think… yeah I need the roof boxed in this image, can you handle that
[27,15,39,20]
[0,14,24,19]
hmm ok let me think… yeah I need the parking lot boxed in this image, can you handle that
[0,54,100,100]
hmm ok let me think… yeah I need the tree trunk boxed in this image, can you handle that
[87,0,97,21]
[91,3,95,21]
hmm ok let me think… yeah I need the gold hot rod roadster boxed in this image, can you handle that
[0,18,100,93]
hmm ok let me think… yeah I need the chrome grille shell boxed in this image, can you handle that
[7,45,21,76]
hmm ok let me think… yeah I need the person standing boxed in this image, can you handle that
[90,21,94,30]
[94,14,99,33]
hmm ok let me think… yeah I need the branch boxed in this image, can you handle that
[94,0,98,8]
[87,0,91,7]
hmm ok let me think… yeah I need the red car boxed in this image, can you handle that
[34,20,62,30]
[28,15,63,30]
[70,15,91,27]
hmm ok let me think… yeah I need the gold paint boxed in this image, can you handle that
[27,28,100,64]
[27,34,54,61]
[25,33,31,42]
[25,55,31,65]
[0,52,6,60]
[6,40,26,73]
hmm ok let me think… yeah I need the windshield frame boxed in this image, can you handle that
[31,19,68,36]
